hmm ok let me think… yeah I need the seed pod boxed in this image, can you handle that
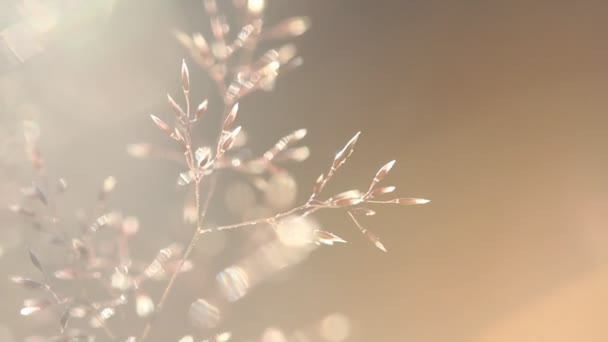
[369,160,396,190]
[10,276,45,290]
[195,147,212,168]
[223,103,239,131]
[181,59,190,92]
[195,100,209,121]
[167,94,185,118]
[171,127,185,142]
[220,126,241,152]
[150,115,173,136]
[333,132,361,169]
[332,197,363,207]
[369,186,396,198]
[28,250,44,274]
[364,230,387,252]
[331,190,363,201]
[392,198,430,205]
[314,230,347,246]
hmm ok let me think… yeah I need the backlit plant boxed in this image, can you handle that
[8,1,429,341]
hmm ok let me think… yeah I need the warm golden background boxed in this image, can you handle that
[1,0,608,341]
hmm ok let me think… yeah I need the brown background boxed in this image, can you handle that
[2,0,608,341]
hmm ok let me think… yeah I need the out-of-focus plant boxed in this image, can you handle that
[8,1,429,341]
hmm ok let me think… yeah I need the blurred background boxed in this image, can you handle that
[2,0,608,341]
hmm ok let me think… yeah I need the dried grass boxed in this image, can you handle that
[8,1,428,341]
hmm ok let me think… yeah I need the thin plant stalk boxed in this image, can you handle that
[138,177,208,341]
[138,77,218,339]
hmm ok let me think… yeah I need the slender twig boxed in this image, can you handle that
[139,70,206,339]
[138,55,230,339]
[139,135,354,340]
[347,211,367,234]
[138,179,203,341]
[199,204,320,235]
